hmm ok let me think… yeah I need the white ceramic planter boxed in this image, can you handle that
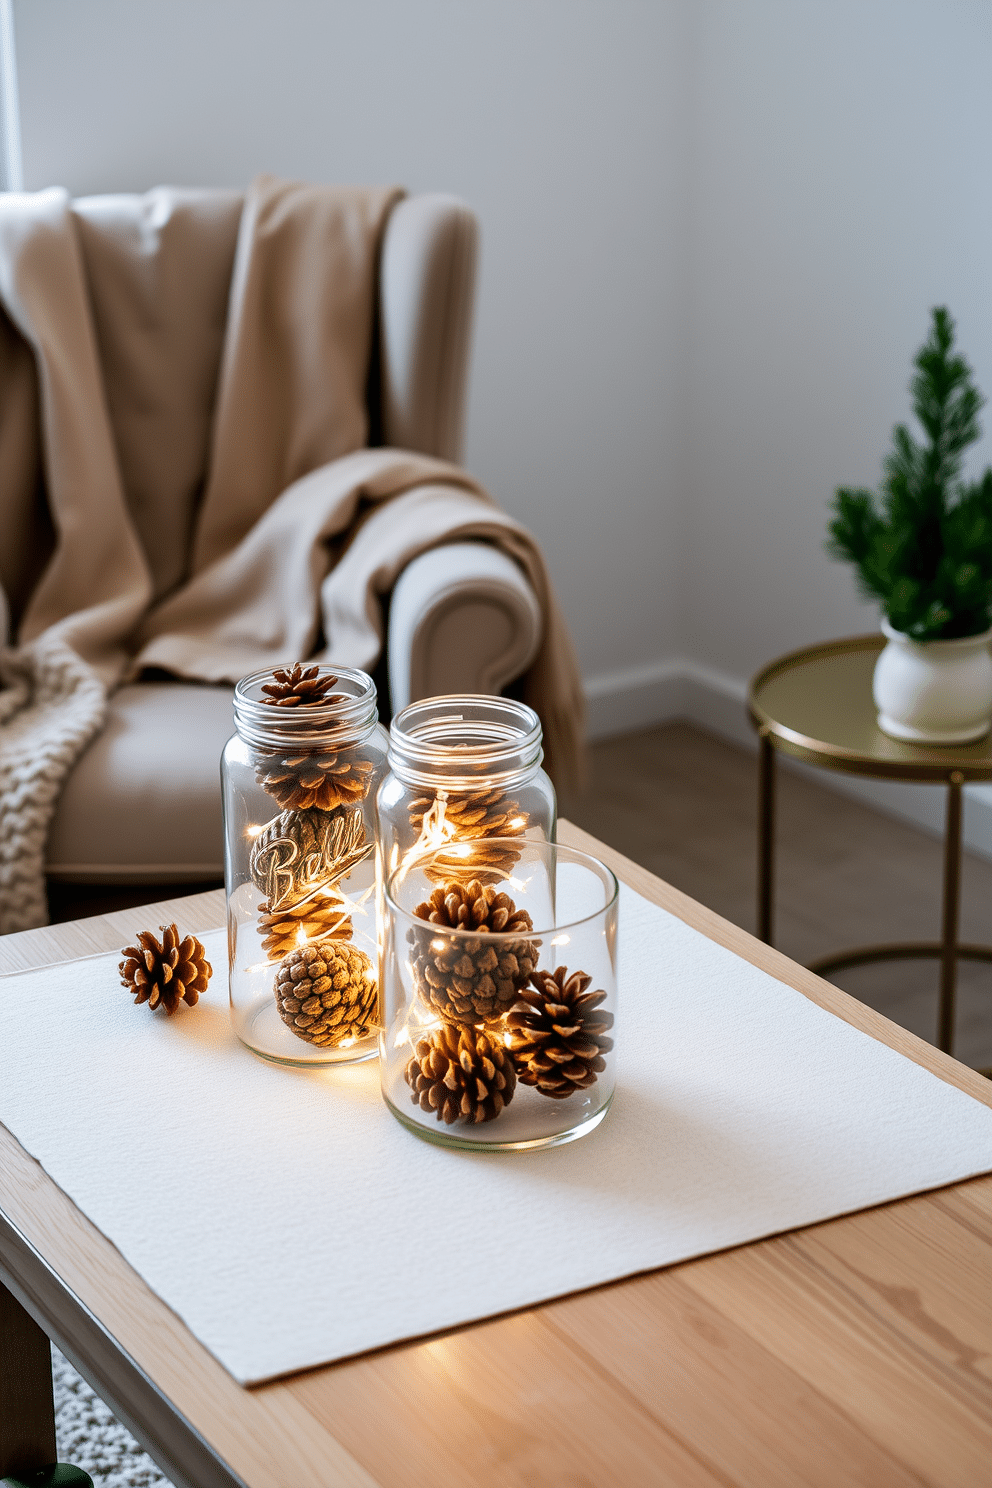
[873,619,992,744]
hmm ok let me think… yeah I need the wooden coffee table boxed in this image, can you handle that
[2,822,990,1487]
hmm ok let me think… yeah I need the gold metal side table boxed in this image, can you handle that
[748,634,992,1059]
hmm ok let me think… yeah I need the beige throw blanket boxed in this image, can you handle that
[0,178,583,932]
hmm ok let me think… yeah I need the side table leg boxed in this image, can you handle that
[938,772,965,1056]
[757,731,776,945]
[0,1280,56,1477]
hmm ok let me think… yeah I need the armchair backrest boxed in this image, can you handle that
[377,193,478,464]
[4,187,478,621]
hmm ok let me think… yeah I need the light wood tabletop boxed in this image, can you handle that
[2,821,991,1488]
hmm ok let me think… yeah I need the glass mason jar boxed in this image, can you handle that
[380,839,619,1150]
[375,695,557,902]
[222,664,388,1066]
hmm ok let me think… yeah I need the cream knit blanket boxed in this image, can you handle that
[0,179,583,933]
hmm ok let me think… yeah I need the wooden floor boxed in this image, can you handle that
[562,721,992,1071]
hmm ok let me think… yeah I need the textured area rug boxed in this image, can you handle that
[53,1346,169,1487]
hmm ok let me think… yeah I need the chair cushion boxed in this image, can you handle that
[46,681,235,882]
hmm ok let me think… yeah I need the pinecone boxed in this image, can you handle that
[119,924,212,1014]
[408,878,539,1025]
[274,941,378,1047]
[260,663,344,709]
[259,890,353,961]
[408,788,528,883]
[405,1023,516,1125]
[250,807,367,910]
[505,966,614,1099]
[257,749,375,813]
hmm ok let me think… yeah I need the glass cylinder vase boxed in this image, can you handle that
[380,839,618,1151]
[375,695,557,899]
[222,664,388,1066]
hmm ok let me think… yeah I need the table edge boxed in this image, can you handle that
[747,635,992,781]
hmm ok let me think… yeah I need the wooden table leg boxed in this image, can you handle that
[0,1280,56,1478]
[757,730,776,945]
[937,771,965,1056]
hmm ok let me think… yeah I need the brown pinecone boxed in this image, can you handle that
[405,1023,516,1124]
[119,924,212,1014]
[408,878,539,1025]
[505,965,614,1099]
[259,891,353,962]
[256,749,375,813]
[249,807,367,910]
[274,942,378,1047]
[260,663,344,709]
[408,788,528,883]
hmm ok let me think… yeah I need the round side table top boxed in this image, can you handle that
[748,634,992,783]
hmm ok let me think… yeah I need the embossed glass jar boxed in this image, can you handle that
[375,696,557,903]
[222,665,388,1066]
[380,839,619,1150]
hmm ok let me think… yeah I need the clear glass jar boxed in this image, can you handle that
[380,839,618,1150]
[222,664,388,1066]
[375,695,556,900]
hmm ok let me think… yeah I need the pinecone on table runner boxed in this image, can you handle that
[259,891,353,962]
[408,878,539,1025]
[408,788,528,883]
[255,665,375,812]
[405,1023,517,1124]
[505,966,614,1098]
[119,924,212,1014]
[274,942,377,1046]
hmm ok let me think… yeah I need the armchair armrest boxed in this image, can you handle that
[387,542,541,714]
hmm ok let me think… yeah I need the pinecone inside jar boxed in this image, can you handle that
[505,965,614,1099]
[274,941,377,1047]
[261,663,343,708]
[258,890,353,962]
[255,664,375,812]
[405,1023,516,1124]
[408,878,539,1026]
[408,788,528,883]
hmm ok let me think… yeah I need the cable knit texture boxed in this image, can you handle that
[0,633,106,932]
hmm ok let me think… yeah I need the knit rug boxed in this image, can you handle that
[53,1346,169,1487]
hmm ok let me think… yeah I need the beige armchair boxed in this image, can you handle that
[19,191,541,893]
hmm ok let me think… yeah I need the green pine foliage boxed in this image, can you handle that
[827,307,992,640]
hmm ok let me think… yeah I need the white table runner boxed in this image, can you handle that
[3,885,991,1385]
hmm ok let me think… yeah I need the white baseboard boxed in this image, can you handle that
[582,656,992,861]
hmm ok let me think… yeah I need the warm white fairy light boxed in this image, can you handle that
[332,880,375,922]
[397,793,464,878]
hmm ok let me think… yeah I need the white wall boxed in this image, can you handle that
[680,0,992,855]
[685,0,992,689]
[12,0,688,686]
[12,1,992,849]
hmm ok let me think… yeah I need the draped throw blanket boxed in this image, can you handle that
[0,177,583,933]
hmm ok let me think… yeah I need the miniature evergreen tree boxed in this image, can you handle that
[828,307,992,640]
